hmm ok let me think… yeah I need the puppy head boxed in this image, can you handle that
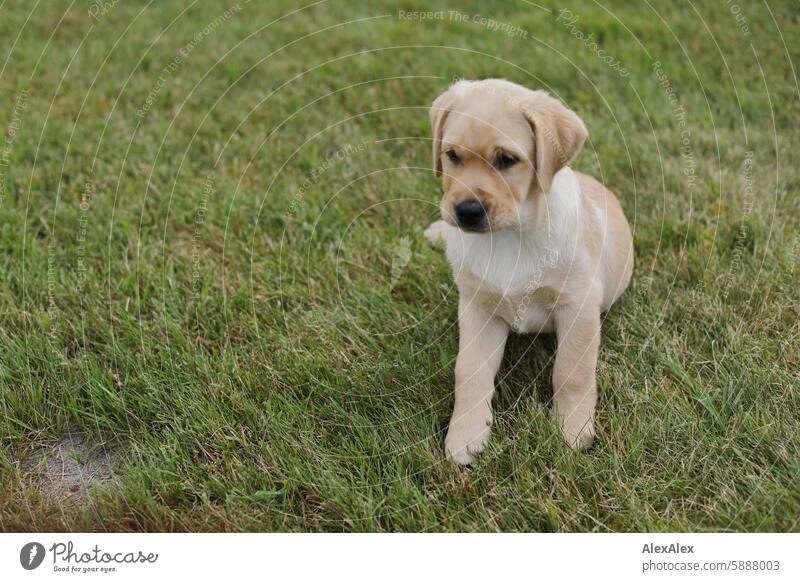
[430,79,588,232]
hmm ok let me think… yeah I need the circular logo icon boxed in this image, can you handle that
[20,542,46,570]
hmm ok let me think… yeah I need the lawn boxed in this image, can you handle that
[0,0,798,532]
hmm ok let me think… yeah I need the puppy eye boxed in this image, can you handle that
[446,149,461,164]
[494,152,518,170]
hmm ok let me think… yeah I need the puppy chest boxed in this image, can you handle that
[474,287,557,334]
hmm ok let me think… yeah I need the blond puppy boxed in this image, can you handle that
[425,79,633,464]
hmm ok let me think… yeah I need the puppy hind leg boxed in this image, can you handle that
[424,220,447,247]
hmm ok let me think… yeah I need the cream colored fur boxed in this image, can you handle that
[426,79,634,464]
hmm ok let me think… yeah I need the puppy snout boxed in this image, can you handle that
[454,199,487,230]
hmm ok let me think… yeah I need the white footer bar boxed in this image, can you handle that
[2,533,797,581]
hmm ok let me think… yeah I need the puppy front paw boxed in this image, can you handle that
[445,406,493,465]
[553,408,595,451]
[424,220,447,247]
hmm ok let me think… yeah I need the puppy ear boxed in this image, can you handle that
[429,88,457,178]
[521,92,588,193]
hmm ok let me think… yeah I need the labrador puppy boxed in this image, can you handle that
[424,79,633,464]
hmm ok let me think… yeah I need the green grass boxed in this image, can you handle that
[1,0,798,532]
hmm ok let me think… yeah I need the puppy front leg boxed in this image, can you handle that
[445,298,509,465]
[552,305,601,450]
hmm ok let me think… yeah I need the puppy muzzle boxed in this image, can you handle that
[454,199,488,231]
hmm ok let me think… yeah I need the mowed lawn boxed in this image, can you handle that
[0,0,798,532]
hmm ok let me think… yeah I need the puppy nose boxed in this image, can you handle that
[454,199,486,229]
